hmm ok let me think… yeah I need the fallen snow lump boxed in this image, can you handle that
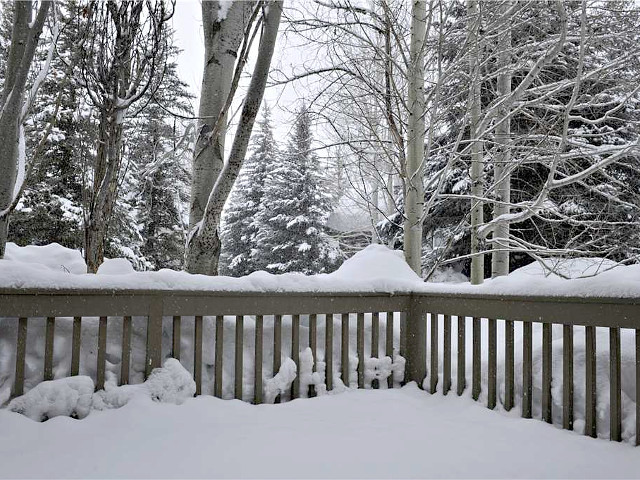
[9,359,195,422]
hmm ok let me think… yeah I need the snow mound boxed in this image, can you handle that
[97,258,135,275]
[332,244,421,283]
[265,358,297,404]
[95,359,195,408]
[8,376,94,421]
[146,358,196,404]
[3,242,86,274]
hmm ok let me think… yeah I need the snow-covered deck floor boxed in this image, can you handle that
[1,385,639,479]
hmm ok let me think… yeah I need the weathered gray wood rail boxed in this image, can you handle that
[1,287,638,445]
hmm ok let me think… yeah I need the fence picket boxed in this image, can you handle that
[44,316,55,381]
[430,313,438,394]
[342,313,350,387]
[522,321,532,419]
[194,315,203,396]
[292,314,300,399]
[214,316,223,398]
[71,316,81,377]
[326,313,334,391]
[585,325,597,438]
[610,327,622,442]
[96,316,107,390]
[255,315,263,404]
[457,315,465,396]
[13,317,28,397]
[472,317,481,401]
[273,314,282,400]
[563,324,573,430]
[235,315,244,400]
[504,319,514,411]
[357,312,365,389]
[145,300,163,378]
[120,316,131,385]
[488,318,497,409]
[386,312,394,389]
[309,314,317,370]
[443,314,451,395]
[542,323,552,423]
[172,315,181,360]
[372,312,379,359]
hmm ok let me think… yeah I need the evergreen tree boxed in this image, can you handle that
[220,104,277,276]
[121,46,194,270]
[255,106,338,274]
[7,0,87,250]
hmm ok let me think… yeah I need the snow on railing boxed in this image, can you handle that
[0,287,639,445]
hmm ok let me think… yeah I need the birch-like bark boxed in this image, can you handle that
[188,1,256,230]
[491,1,512,278]
[0,0,51,258]
[403,0,426,276]
[468,0,484,285]
[185,1,283,274]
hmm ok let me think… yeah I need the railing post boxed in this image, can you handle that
[404,295,426,387]
[145,296,164,378]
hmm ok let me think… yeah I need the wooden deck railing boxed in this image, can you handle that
[0,287,638,444]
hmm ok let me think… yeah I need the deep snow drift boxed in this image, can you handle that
[0,384,639,479]
[2,241,639,297]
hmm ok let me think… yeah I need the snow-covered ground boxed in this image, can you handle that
[1,383,639,479]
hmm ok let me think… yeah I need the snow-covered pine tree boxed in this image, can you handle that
[5,0,86,250]
[255,106,338,274]
[220,104,276,276]
[122,44,194,271]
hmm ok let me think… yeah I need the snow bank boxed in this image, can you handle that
[8,376,94,421]
[418,257,640,298]
[2,242,638,298]
[3,242,86,274]
[0,243,422,292]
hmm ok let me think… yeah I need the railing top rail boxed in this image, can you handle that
[0,288,411,298]
[413,290,640,305]
[0,288,412,318]
[0,286,638,327]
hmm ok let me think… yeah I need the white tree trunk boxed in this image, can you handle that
[468,0,484,285]
[188,1,256,230]
[0,0,51,258]
[185,1,283,275]
[491,1,512,278]
[404,0,426,276]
